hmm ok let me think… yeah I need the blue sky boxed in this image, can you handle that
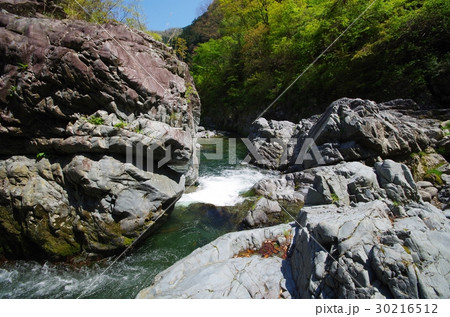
[140,0,212,31]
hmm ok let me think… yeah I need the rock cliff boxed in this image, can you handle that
[0,5,200,260]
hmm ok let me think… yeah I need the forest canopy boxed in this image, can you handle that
[184,0,450,131]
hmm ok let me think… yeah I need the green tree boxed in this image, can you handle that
[188,0,449,132]
[62,0,147,30]
[174,37,188,60]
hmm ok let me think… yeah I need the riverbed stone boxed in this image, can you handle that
[136,224,295,299]
[241,198,283,228]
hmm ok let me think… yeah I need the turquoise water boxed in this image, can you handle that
[0,138,272,299]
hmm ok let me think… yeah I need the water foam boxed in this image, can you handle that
[178,167,270,206]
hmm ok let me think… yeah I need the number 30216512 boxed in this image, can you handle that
[375,304,438,314]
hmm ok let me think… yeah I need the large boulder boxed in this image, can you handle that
[0,0,66,19]
[0,6,200,259]
[136,224,296,299]
[0,155,184,260]
[290,98,443,171]
[247,98,444,171]
[247,118,301,170]
[292,200,450,299]
[252,160,421,209]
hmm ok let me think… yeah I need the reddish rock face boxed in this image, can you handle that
[0,5,201,260]
[0,9,200,137]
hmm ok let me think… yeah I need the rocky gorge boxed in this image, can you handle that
[138,99,450,299]
[0,0,449,301]
[0,2,200,260]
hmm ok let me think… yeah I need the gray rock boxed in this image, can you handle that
[242,198,282,228]
[424,187,439,198]
[137,224,296,299]
[375,160,420,203]
[417,181,434,188]
[0,7,201,259]
[419,190,432,202]
[247,118,300,170]
[261,98,444,172]
[253,159,413,212]
[291,199,450,299]
[0,155,184,259]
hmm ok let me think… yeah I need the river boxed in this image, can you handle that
[0,138,274,299]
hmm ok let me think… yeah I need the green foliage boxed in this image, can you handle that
[9,85,17,97]
[145,31,163,42]
[36,152,46,161]
[173,37,188,60]
[418,151,427,158]
[135,127,143,134]
[169,112,179,122]
[17,63,28,71]
[114,120,127,129]
[240,188,256,197]
[188,0,450,130]
[426,168,443,178]
[123,237,135,247]
[331,193,339,204]
[437,147,449,156]
[88,116,105,125]
[283,229,292,239]
[62,0,149,32]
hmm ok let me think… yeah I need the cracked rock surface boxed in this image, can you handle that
[247,98,444,172]
[139,160,450,299]
[136,224,296,299]
[0,4,200,260]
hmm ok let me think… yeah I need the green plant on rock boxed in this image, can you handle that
[135,127,143,134]
[426,168,443,178]
[114,120,127,129]
[441,122,450,131]
[425,167,444,185]
[240,188,256,198]
[437,147,449,156]
[36,152,46,161]
[17,63,28,71]
[123,237,135,247]
[331,193,340,204]
[145,30,162,42]
[88,116,105,125]
[9,85,17,96]
[169,112,178,122]
[283,229,292,239]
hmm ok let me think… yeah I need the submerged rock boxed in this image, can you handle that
[0,5,200,259]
